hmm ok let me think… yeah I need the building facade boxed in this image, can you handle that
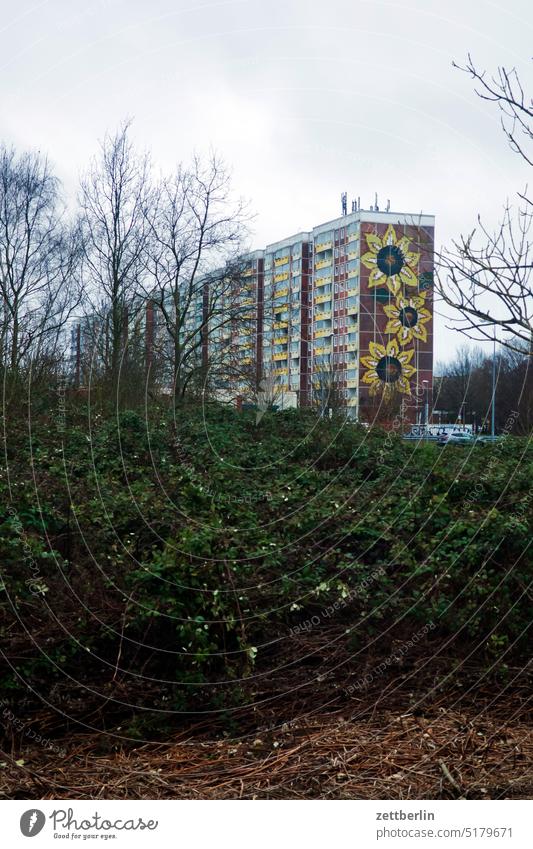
[217,207,435,421]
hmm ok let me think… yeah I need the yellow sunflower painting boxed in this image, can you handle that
[383,293,431,345]
[361,224,420,295]
[361,339,415,397]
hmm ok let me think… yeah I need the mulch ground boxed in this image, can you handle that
[2,695,531,799]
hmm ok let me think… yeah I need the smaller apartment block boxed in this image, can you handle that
[214,208,435,422]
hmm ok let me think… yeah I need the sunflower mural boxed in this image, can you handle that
[361,224,420,295]
[361,340,415,398]
[383,293,431,345]
[360,223,432,402]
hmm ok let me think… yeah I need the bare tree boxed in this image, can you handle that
[0,145,82,379]
[437,56,533,355]
[80,122,151,388]
[254,366,283,423]
[433,345,486,423]
[312,356,346,416]
[435,344,532,434]
[142,154,249,402]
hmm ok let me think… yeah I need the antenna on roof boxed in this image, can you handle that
[374,192,379,212]
[341,191,347,216]
[351,199,356,212]
[358,196,361,211]
[386,199,390,212]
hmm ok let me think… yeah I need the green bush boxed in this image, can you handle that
[0,404,531,714]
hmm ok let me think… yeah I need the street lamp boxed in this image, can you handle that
[422,380,429,428]
[491,332,497,437]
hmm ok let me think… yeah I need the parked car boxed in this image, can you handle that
[438,430,474,446]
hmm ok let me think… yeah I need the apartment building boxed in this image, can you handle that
[261,234,312,405]
[218,206,435,421]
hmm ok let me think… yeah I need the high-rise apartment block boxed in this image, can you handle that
[215,207,435,421]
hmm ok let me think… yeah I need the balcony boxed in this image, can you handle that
[273,321,288,330]
[273,353,288,362]
[315,240,333,253]
[347,343,358,352]
[273,285,289,297]
[315,293,331,305]
[315,258,331,270]
[274,255,290,267]
[274,273,289,284]
[346,378,358,388]
[314,310,332,322]
[315,329,332,340]
[314,275,332,288]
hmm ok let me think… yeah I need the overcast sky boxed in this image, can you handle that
[1,0,532,361]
